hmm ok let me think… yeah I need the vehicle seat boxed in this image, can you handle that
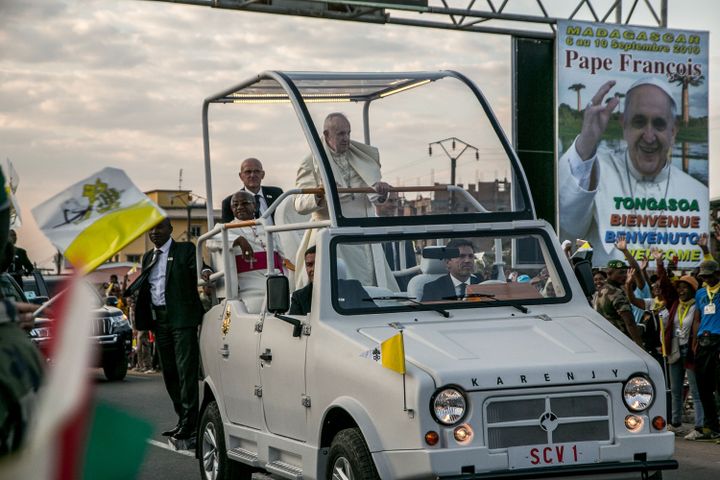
[336,258,348,280]
[406,256,446,301]
[273,196,310,288]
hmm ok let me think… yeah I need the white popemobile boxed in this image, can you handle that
[195,71,677,480]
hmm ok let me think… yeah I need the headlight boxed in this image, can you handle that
[623,375,654,412]
[431,387,467,425]
[110,314,130,330]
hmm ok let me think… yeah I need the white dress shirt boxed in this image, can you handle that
[450,274,476,298]
[149,238,172,307]
[244,188,273,225]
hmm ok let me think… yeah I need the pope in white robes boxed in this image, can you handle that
[293,113,398,291]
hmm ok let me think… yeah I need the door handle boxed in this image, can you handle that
[259,348,272,362]
[219,344,229,358]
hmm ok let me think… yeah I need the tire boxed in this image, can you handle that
[327,428,380,480]
[103,351,128,381]
[198,401,253,480]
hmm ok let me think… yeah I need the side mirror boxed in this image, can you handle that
[422,246,460,260]
[266,275,290,314]
[573,259,596,298]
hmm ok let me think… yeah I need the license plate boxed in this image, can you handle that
[507,441,599,469]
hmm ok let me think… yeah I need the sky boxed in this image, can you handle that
[1,0,718,268]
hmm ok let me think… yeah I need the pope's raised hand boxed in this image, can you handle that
[575,80,621,160]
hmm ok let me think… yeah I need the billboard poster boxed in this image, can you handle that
[556,20,709,268]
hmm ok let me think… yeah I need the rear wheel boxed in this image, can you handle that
[198,401,253,480]
[327,428,380,480]
[102,351,128,381]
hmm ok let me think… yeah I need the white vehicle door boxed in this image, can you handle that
[258,314,308,441]
[217,300,263,429]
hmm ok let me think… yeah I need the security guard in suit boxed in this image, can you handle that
[126,218,205,440]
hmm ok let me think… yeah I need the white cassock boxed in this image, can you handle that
[294,140,399,291]
[208,224,283,314]
[558,139,708,266]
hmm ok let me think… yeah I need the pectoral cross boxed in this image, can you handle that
[245,252,257,269]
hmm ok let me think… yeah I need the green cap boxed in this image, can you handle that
[607,259,627,269]
[698,260,719,276]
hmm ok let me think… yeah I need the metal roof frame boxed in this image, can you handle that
[144,1,668,39]
[202,70,536,229]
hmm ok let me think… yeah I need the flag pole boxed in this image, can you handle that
[401,330,407,412]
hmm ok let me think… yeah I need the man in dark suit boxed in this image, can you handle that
[422,239,482,301]
[289,246,315,315]
[126,218,205,441]
[7,230,33,288]
[221,158,283,224]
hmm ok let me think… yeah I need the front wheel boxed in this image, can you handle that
[198,401,253,480]
[102,351,128,381]
[327,428,380,480]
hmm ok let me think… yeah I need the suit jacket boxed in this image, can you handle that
[9,247,33,285]
[422,274,481,302]
[126,240,204,331]
[221,186,284,223]
[289,282,313,315]
[383,240,417,290]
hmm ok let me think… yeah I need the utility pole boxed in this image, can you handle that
[428,137,479,213]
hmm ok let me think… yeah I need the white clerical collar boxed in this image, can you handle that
[625,150,671,183]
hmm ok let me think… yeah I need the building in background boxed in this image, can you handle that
[112,190,220,264]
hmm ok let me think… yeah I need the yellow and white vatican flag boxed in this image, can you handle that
[5,158,22,228]
[32,167,165,273]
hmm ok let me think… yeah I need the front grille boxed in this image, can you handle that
[91,317,112,336]
[485,392,610,449]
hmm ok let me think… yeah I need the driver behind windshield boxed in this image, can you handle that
[423,239,484,301]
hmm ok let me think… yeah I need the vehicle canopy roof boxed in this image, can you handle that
[202,70,535,229]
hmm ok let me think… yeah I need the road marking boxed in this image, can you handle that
[147,439,195,457]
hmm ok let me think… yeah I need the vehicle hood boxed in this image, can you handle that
[358,314,648,391]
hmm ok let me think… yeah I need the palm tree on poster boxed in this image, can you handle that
[667,73,705,126]
[605,92,625,114]
[568,83,586,111]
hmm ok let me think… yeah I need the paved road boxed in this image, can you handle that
[95,370,720,480]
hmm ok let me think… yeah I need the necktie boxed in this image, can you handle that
[393,242,401,270]
[147,248,161,271]
[458,282,467,299]
[254,194,261,219]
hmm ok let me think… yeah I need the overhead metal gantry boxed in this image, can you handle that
[142,1,668,38]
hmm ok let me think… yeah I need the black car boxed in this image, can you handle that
[22,271,133,381]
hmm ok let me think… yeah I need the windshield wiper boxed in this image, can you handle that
[464,291,529,314]
[366,296,450,318]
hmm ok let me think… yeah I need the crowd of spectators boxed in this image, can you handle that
[567,224,720,442]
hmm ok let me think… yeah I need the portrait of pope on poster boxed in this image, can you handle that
[556,21,710,267]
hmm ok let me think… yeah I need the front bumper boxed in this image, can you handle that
[372,434,676,480]
[440,459,678,479]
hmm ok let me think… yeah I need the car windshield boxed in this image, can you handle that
[207,72,531,230]
[330,229,569,315]
[301,74,525,219]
